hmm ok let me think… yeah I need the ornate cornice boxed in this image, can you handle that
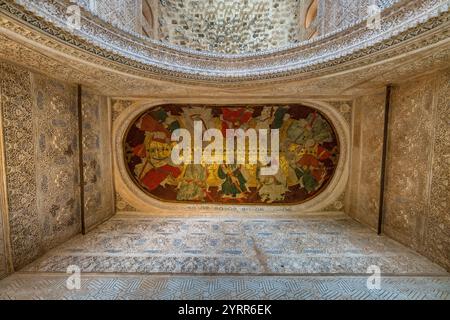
[0,0,449,85]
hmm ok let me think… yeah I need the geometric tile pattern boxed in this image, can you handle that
[0,273,449,300]
[23,214,447,275]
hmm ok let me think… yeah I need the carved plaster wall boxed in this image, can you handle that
[81,91,115,231]
[0,90,9,278]
[384,69,450,271]
[0,205,6,278]
[343,69,450,271]
[0,60,81,269]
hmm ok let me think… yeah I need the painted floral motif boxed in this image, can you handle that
[124,105,339,204]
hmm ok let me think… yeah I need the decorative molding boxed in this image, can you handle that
[113,99,350,216]
[0,0,448,86]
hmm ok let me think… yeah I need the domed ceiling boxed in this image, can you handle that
[1,0,447,94]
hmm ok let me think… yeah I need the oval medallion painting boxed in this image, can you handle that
[124,105,340,205]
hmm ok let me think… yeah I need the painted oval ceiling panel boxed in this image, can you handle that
[124,104,340,205]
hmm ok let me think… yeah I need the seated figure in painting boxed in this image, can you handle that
[176,164,209,201]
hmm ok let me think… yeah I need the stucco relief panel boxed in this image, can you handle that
[425,69,450,270]
[88,0,140,33]
[31,73,81,253]
[0,61,82,269]
[319,0,395,35]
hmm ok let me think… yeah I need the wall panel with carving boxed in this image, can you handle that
[77,0,141,34]
[345,92,385,229]
[318,0,395,35]
[0,190,7,278]
[32,73,81,255]
[82,91,115,231]
[112,99,139,212]
[384,69,450,271]
[1,61,40,269]
[0,60,81,269]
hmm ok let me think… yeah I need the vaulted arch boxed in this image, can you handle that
[305,0,318,29]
